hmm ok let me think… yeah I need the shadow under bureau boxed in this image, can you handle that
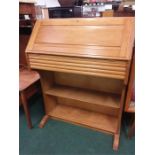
[25,17,134,150]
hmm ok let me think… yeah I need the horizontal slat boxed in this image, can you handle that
[30,64,125,79]
[29,54,127,67]
[27,50,130,60]
[30,62,125,76]
[28,53,127,79]
[29,58,126,72]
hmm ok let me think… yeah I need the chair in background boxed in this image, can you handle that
[19,68,40,128]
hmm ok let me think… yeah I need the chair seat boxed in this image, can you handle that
[19,69,40,91]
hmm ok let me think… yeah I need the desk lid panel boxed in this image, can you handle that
[26,17,134,60]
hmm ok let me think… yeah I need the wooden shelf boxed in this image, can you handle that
[49,104,118,134]
[45,85,120,109]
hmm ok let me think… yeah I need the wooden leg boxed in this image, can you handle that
[113,134,120,151]
[39,115,49,128]
[128,119,135,138]
[20,92,32,129]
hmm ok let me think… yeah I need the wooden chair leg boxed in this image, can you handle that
[128,119,135,138]
[39,115,49,128]
[20,92,32,129]
[113,134,120,151]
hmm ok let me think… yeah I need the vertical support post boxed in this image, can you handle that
[113,85,126,150]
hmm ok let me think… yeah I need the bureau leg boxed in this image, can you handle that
[39,115,49,128]
[113,134,120,151]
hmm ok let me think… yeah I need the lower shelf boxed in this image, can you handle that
[48,104,118,134]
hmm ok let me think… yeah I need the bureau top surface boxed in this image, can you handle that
[26,17,134,60]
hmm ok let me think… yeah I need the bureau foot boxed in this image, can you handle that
[113,134,120,151]
[39,115,49,128]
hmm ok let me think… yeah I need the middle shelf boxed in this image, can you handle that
[45,85,121,109]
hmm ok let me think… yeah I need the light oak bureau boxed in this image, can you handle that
[25,17,135,150]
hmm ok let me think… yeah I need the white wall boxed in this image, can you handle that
[36,0,60,7]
